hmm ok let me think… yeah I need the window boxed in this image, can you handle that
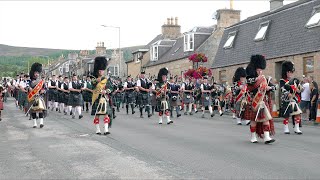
[303,57,314,75]
[254,21,270,41]
[135,52,142,63]
[150,46,158,61]
[184,33,194,52]
[223,31,236,49]
[108,65,119,77]
[219,70,227,83]
[306,8,320,28]
[64,63,69,72]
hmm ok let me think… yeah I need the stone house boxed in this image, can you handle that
[212,0,320,107]
[127,8,241,80]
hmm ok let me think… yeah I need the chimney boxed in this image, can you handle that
[216,9,241,29]
[102,42,104,47]
[161,17,181,39]
[270,0,283,11]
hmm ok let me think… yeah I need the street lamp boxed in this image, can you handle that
[101,25,121,78]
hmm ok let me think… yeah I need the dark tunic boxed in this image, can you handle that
[68,81,83,107]
[137,78,151,106]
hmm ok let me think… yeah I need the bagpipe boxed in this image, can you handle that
[156,81,169,99]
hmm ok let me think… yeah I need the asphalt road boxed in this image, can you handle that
[1,98,320,179]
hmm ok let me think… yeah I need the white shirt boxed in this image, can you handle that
[68,82,76,89]
[48,80,57,87]
[301,83,311,101]
[136,79,146,87]
[19,80,27,89]
[123,82,128,88]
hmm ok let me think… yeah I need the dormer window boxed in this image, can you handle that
[223,31,236,49]
[254,21,270,41]
[150,45,158,61]
[306,7,320,28]
[135,52,142,63]
[184,33,194,52]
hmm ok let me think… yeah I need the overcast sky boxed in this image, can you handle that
[0,0,297,50]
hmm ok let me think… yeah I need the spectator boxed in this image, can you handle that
[300,76,311,121]
[308,75,318,90]
[309,81,319,121]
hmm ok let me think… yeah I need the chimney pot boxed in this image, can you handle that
[175,17,178,25]
[270,0,283,11]
[171,17,174,25]
[167,18,170,25]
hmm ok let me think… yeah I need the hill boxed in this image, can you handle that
[0,44,145,77]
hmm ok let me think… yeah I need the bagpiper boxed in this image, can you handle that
[123,75,136,114]
[200,77,214,118]
[243,55,276,144]
[280,61,303,135]
[136,71,152,118]
[48,75,59,111]
[83,75,93,112]
[60,76,70,115]
[28,63,46,128]
[91,56,113,135]
[155,68,173,124]
[68,74,84,119]
[56,75,64,113]
[169,76,181,118]
[232,67,250,125]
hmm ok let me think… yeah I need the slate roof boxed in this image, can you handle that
[145,27,213,67]
[213,0,320,68]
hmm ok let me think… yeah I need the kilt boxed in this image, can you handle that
[169,95,181,107]
[18,91,28,108]
[201,93,212,107]
[82,91,92,103]
[62,93,70,105]
[68,93,83,107]
[155,97,170,112]
[150,93,157,106]
[183,93,194,104]
[125,91,135,104]
[91,95,112,116]
[48,89,58,102]
[57,90,64,103]
[115,92,122,104]
[137,92,150,106]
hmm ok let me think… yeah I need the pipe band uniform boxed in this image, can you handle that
[28,62,46,128]
[243,54,276,144]
[279,61,303,135]
[91,56,114,135]
[155,67,173,125]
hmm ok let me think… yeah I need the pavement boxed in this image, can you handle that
[1,97,320,179]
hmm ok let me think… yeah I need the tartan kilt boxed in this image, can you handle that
[201,93,212,107]
[125,91,135,104]
[155,97,170,112]
[82,91,92,103]
[91,95,112,117]
[48,89,58,102]
[68,93,83,107]
[137,92,150,106]
[183,93,194,104]
[18,91,28,108]
[62,93,70,105]
[57,90,64,103]
[115,92,122,104]
[150,93,157,106]
[169,95,181,107]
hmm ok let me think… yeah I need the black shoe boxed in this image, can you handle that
[96,132,101,135]
[195,110,198,113]
[79,115,83,119]
[140,115,144,118]
[148,114,152,118]
[220,113,224,116]
[33,126,36,128]
[177,114,181,118]
[72,115,75,119]
[265,139,275,144]
[132,111,135,114]
[284,132,290,134]
[211,114,215,117]
[40,124,44,128]
[189,112,193,115]
[295,131,303,135]
[159,122,162,124]
[56,108,59,112]
[104,132,111,135]
[0,118,1,121]
[246,121,251,126]
[64,112,67,115]
[70,112,73,115]
[237,123,242,125]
